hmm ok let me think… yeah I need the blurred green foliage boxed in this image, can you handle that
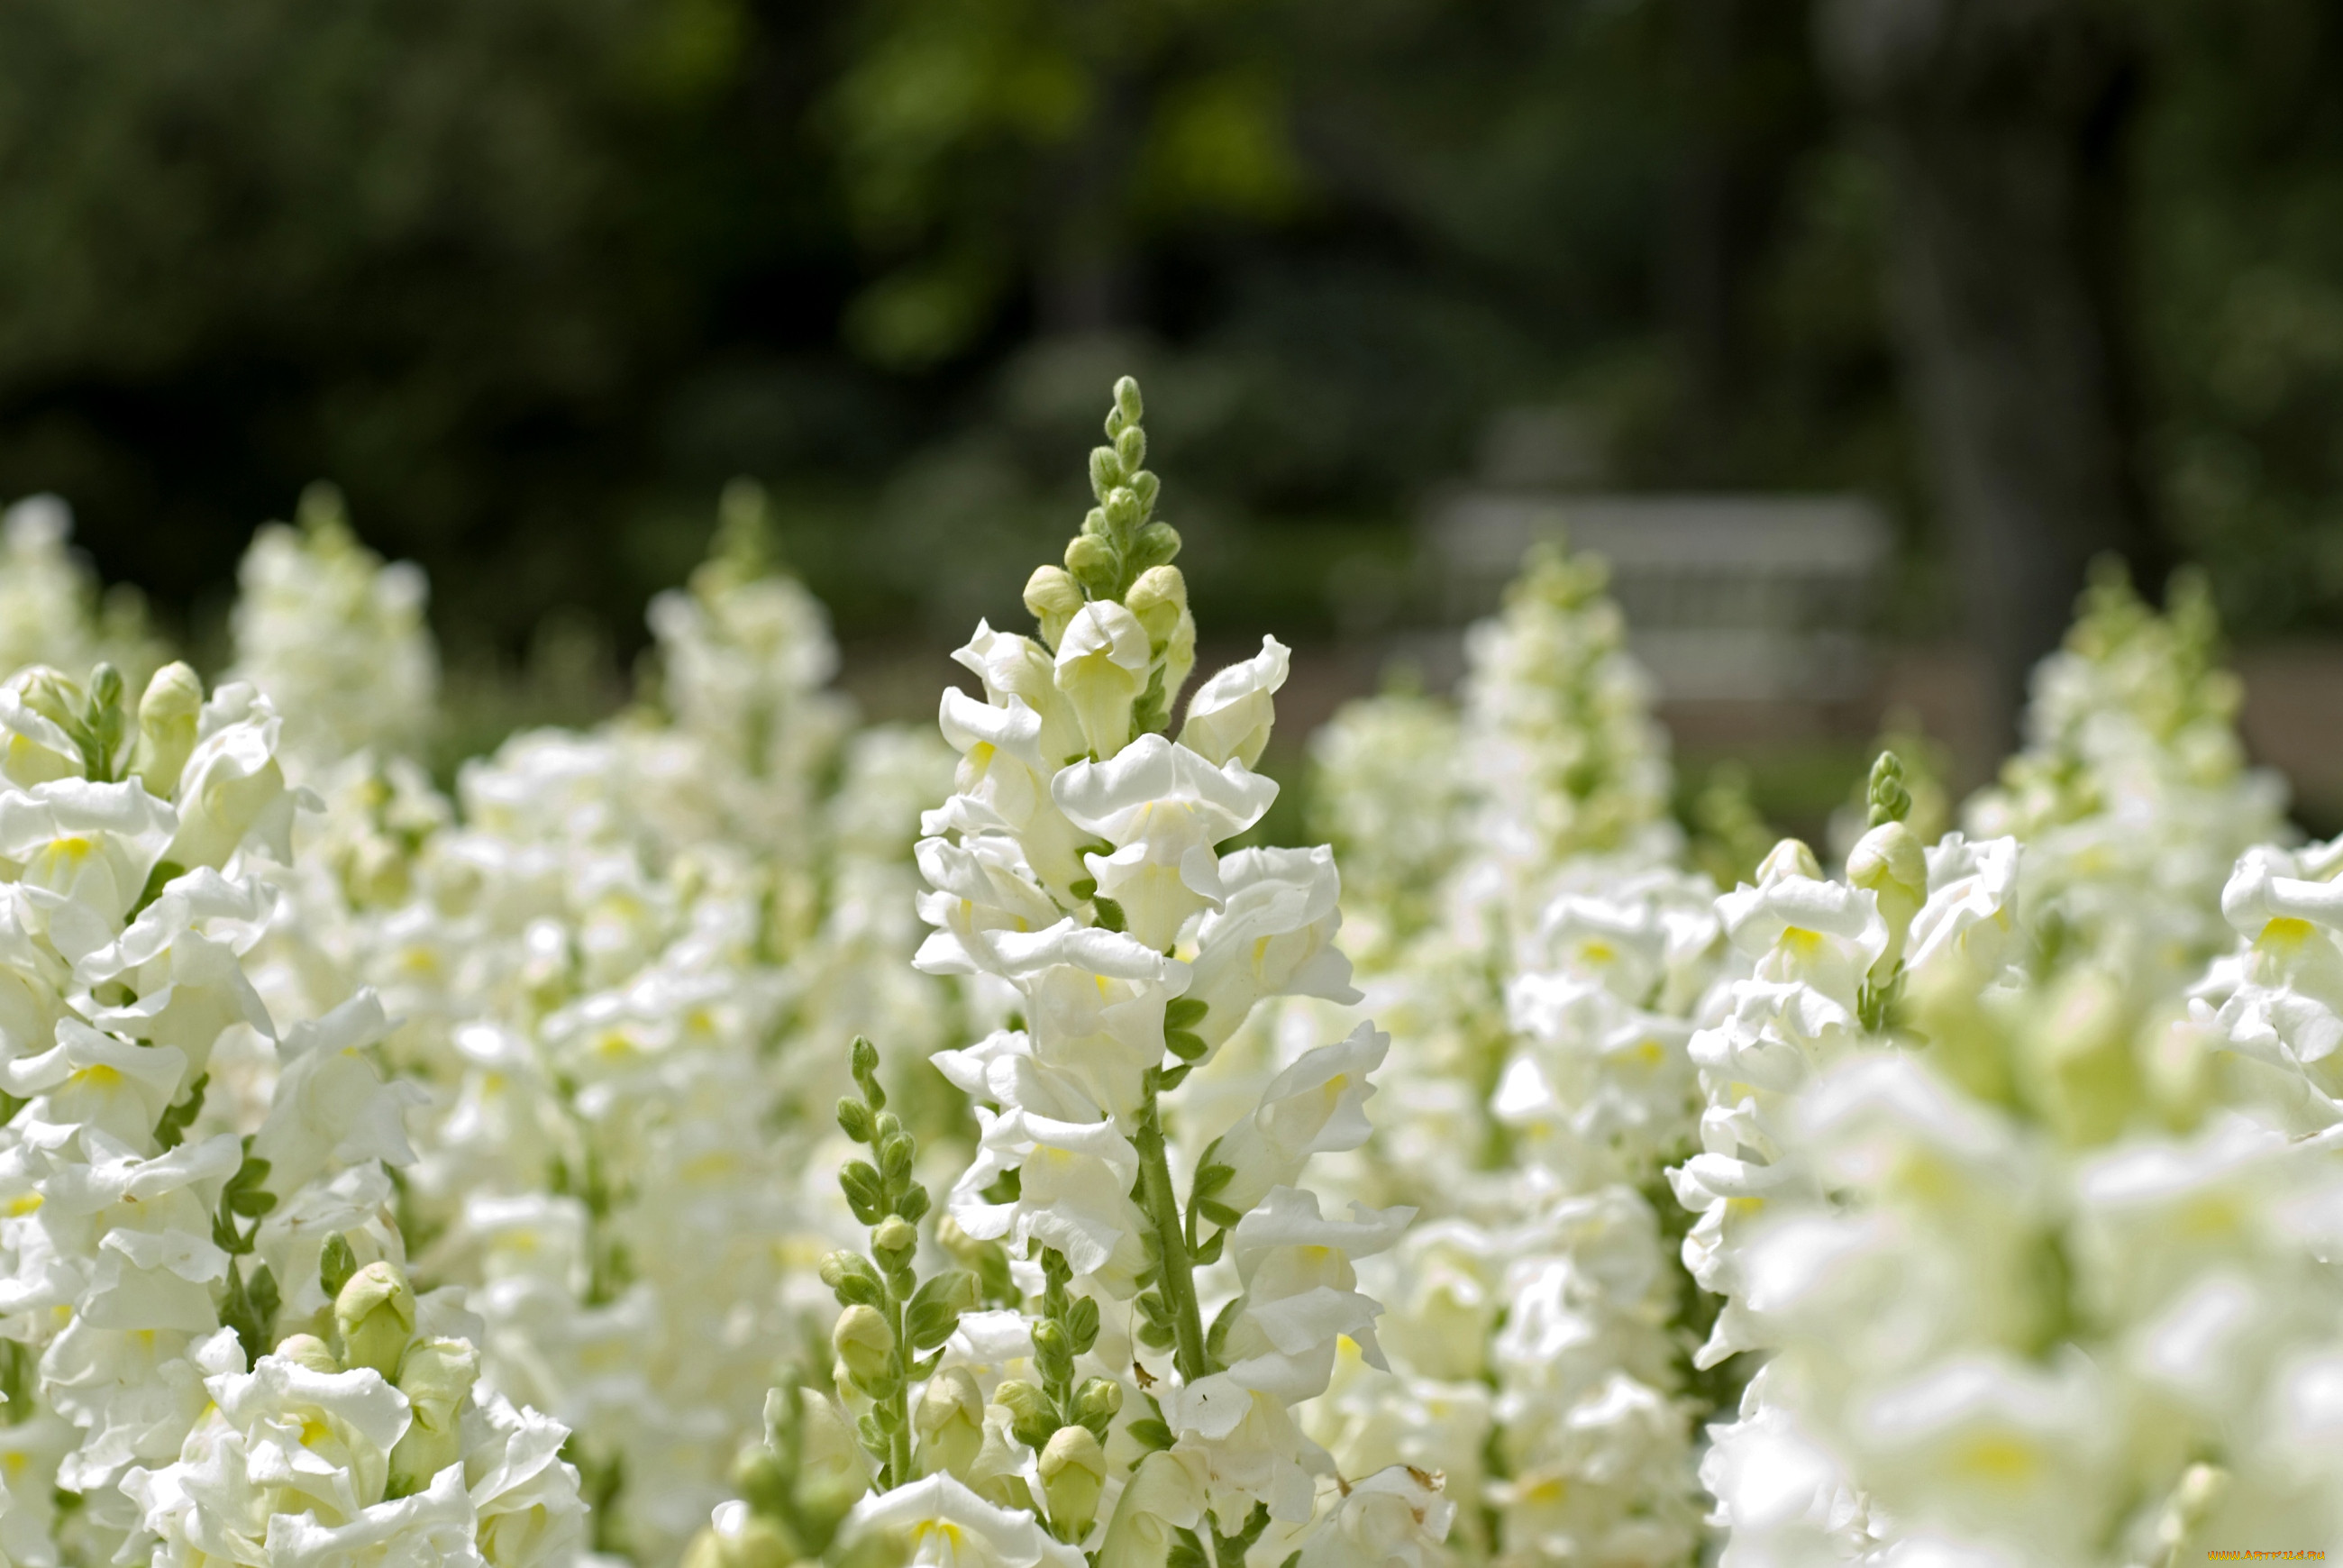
[0,0,2339,652]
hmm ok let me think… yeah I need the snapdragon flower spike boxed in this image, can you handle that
[865,377,1444,1564]
[828,1037,979,1490]
[248,491,948,1566]
[1964,561,2289,996]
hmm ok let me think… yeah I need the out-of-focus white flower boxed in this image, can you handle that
[227,487,438,770]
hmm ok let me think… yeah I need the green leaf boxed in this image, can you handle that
[1197,1199,1243,1228]
[318,1233,358,1299]
[980,1168,1021,1205]
[1126,1417,1175,1453]
[1164,1028,1207,1062]
[153,1072,208,1152]
[1065,1296,1100,1356]
[1191,1161,1234,1198]
[1090,896,1126,933]
[1163,997,1208,1032]
[1191,1229,1225,1265]
[129,860,187,921]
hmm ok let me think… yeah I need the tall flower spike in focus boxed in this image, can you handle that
[694,376,1452,1567]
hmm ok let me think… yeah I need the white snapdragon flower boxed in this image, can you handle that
[1053,735,1280,953]
[1180,636,1289,770]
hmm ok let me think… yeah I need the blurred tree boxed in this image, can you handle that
[0,0,2338,673]
[0,0,844,651]
[1819,0,2164,746]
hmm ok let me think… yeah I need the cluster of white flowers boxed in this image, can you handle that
[226,484,440,771]
[1687,783,2343,1564]
[1287,534,1724,1566]
[0,652,584,1566]
[14,397,2341,1568]
[212,484,958,1566]
[690,378,1454,1568]
[1966,561,2291,992]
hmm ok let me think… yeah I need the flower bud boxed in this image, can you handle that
[132,661,205,798]
[1126,521,1180,577]
[916,1365,986,1479]
[1065,533,1121,601]
[832,1304,896,1385]
[1846,818,1928,975]
[14,666,82,735]
[991,1379,1053,1448]
[1038,1424,1108,1542]
[1124,566,1187,649]
[872,1215,918,1260]
[1096,1449,1206,1568]
[387,1336,478,1498]
[334,1261,416,1379]
[271,1333,340,1376]
[1071,1376,1123,1435]
[1102,487,1142,534]
[1089,447,1126,502]
[681,1501,798,1568]
[1755,836,1824,885]
[1024,566,1086,651]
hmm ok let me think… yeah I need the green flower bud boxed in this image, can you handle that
[1038,1424,1108,1541]
[872,1215,918,1260]
[15,667,82,735]
[387,1336,478,1498]
[1115,424,1146,476]
[1089,447,1126,503]
[334,1262,416,1380]
[271,1333,341,1376]
[731,1442,792,1518]
[832,1303,896,1385]
[1066,533,1120,600]
[132,661,205,798]
[1025,565,1086,651]
[992,1379,1053,1449]
[1112,376,1143,428]
[1125,521,1181,576]
[680,1511,798,1568]
[916,1365,986,1479]
[1102,487,1142,535]
[1071,1376,1122,1436]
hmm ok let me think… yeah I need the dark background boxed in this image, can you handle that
[5,0,2342,765]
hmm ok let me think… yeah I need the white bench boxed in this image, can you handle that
[1421,491,1893,703]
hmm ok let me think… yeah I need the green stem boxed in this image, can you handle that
[1135,1091,1211,1383]
[886,1289,914,1486]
